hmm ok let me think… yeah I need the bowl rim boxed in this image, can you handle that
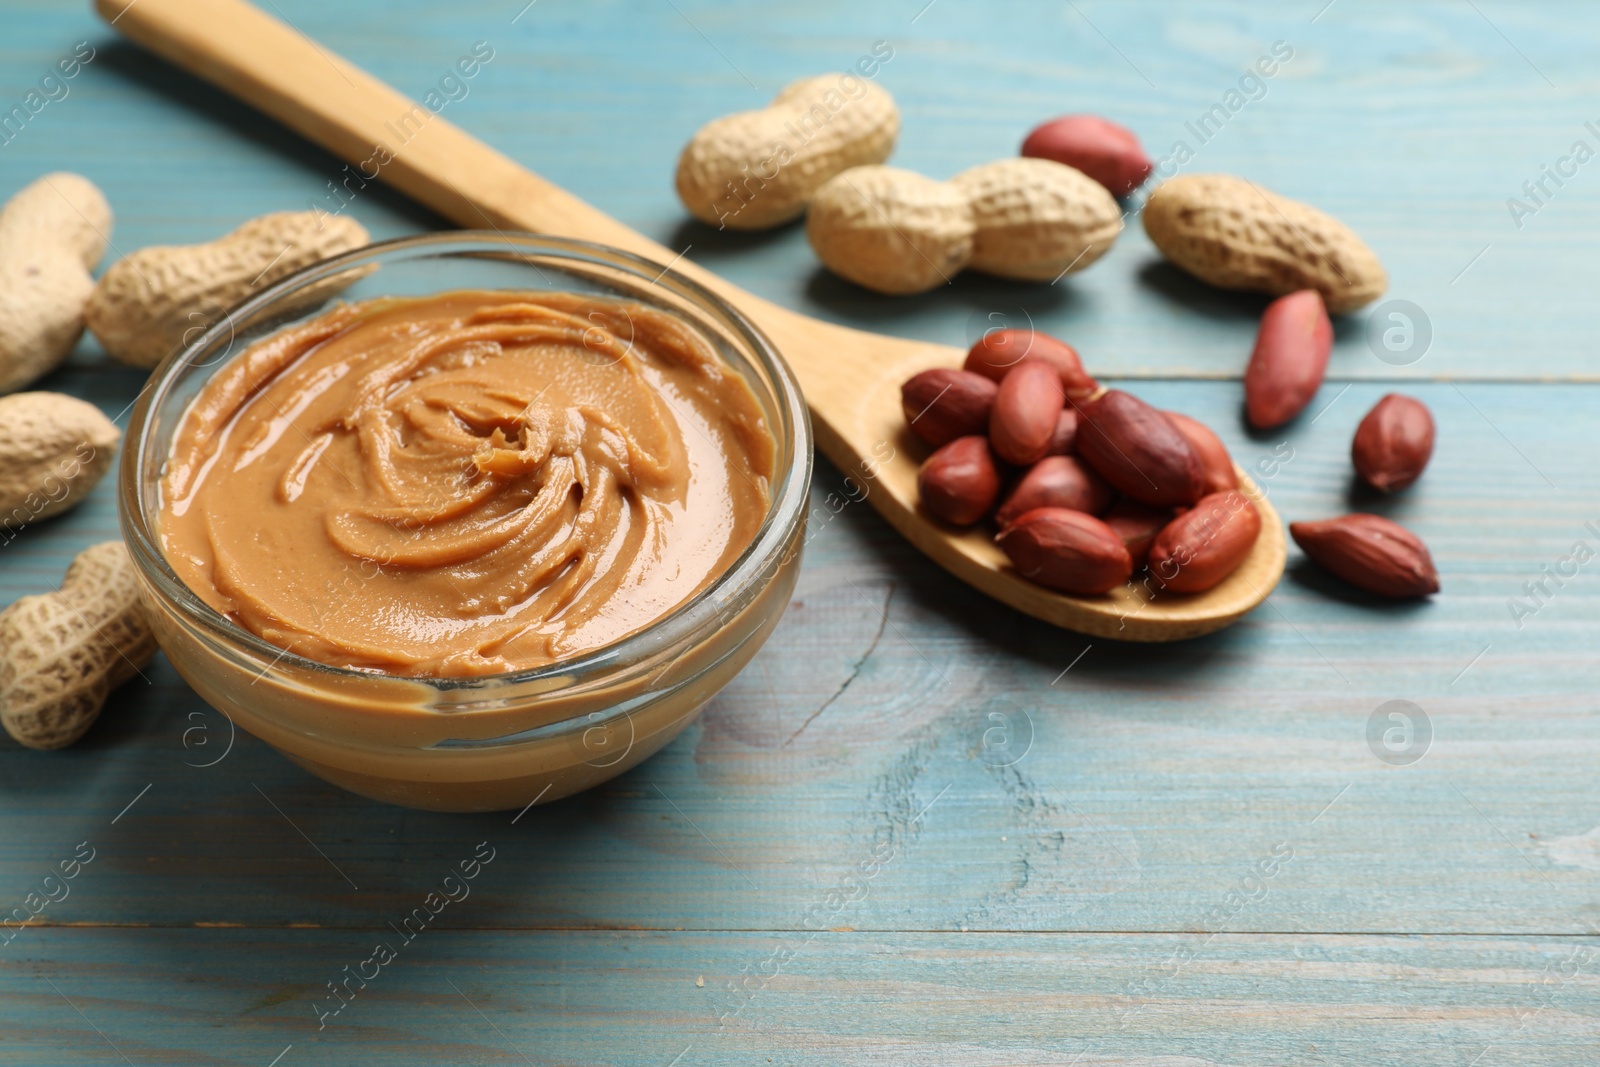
[118,230,812,693]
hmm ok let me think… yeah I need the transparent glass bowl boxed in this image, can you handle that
[119,233,811,812]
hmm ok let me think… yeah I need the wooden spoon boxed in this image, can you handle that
[96,0,1285,641]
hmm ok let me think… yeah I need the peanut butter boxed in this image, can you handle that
[159,290,774,677]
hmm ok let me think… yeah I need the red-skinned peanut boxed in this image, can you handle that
[1020,115,1152,197]
[989,359,1065,466]
[965,328,1098,400]
[917,435,1001,526]
[996,507,1133,595]
[1044,408,1077,456]
[1074,390,1206,507]
[1164,410,1238,495]
[1245,289,1333,429]
[900,368,998,448]
[1351,393,1434,492]
[1102,498,1175,570]
[1290,514,1440,597]
[996,455,1113,527]
[1146,490,1261,593]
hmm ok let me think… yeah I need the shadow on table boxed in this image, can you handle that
[1341,475,1416,515]
[800,265,1084,333]
[1135,260,1268,324]
[1284,558,1437,616]
[663,216,804,259]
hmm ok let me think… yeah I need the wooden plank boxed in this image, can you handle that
[1,378,1597,935]
[1,929,1595,1065]
[3,1,1599,379]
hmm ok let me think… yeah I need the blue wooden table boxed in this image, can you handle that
[3,1,1599,1063]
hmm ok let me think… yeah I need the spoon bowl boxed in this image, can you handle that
[771,321,1286,641]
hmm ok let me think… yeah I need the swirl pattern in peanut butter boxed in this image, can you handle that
[161,291,774,676]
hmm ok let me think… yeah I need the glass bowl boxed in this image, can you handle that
[119,233,811,812]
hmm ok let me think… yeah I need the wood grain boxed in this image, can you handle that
[3,930,1596,1065]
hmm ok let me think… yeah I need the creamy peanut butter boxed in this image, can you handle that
[159,290,774,676]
